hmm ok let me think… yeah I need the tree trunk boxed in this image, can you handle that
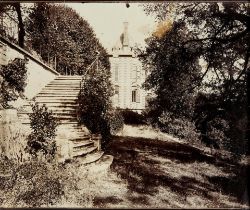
[12,3,25,48]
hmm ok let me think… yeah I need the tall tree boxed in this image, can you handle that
[140,3,249,155]
[26,3,109,75]
[0,3,26,48]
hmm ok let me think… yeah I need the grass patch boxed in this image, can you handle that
[104,135,249,208]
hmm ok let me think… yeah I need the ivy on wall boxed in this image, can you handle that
[0,58,27,109]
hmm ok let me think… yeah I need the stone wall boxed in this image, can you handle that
[0,109,31,162]
[0,37,59,100]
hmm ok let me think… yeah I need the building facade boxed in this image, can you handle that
[109,22,146,112]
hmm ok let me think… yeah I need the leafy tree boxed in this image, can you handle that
[26,3,109,75]
[140,3,249,155]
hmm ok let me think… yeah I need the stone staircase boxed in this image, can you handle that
[18,75,104,163]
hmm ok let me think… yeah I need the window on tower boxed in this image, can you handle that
[132,90,136,102]
[115,85,119,104]
[131,65,137,80]
[132,89,140,103]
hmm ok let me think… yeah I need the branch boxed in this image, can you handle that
[213,29,248,44]
[234,45,250,82]
[213,11,250,28]
[213,68,223,81]
[181,59,211,94]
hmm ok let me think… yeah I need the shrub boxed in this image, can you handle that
[104,110,124,135]
[0,160,63,207]
[206,117,230,149]
[77,62,123,149]
[158,111,201,144]
[0,58,27,108]
[194,92,247,159]
[120,109,146,125]
[26,103,58,160]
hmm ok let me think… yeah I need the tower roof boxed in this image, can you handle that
[120,22,129,47]
[112,22,131,51]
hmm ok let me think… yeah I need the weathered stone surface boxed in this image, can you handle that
[18,76,102,163]
[0,109,30,162]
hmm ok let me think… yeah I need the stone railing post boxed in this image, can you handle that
[91,133,101,151]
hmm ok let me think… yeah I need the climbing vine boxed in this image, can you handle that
[0,58,27,109]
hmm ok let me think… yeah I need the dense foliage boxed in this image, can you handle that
[26,103,58,159]
[25,3,109,75]
[140,3,249,157]
[77,59,123,149]
[0,58,27,108]
[158,111,201,145]
[121,109,146,125]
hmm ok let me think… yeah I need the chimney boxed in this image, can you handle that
[122,22,129,47]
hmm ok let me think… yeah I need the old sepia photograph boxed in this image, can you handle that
[0,1,249,208]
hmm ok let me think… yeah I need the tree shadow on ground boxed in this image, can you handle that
[105,136,248,207]
[93,196,123,207]
[206,163,249,206]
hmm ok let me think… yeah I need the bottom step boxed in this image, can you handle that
[75,151,104,165]
[72,146,97,157]
[85,154,114,175]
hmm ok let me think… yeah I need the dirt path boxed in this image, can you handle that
[93,135,249,208]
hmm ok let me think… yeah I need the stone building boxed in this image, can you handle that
[109,22,146,112]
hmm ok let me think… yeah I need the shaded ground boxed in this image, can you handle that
[95,135,249,208]
[0,128,248,208]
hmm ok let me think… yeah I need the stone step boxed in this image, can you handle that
[55,78,82,80]
[36,95,78,98]
[18,113,76,119]
[50,79,81,81]
[38,92,80,96]
[56,131,88,135]
[73,141,95,152]
[72,146,97,157]
[75,151,104,165]
[35,97,77,100]
[20,119,79,124]
[21,103,78,107]
[19,109,76,114]
[33,100,77,103]
[47,85,80,88]
[38,91,79,95]
[34,102,79,106]
[47,82,81,85]
[18,110,76,115]
[57,134,89,139]
[32,105,77,109]
[46,82,80,84]
[69,136,92,141]
[41,87,81,90]
[87,155,114,174]
[47,81,80,84]
[55,76,81,78]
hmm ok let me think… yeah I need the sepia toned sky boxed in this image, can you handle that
[66,3,157,50]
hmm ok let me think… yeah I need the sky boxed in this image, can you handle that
[66,3,157,50]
